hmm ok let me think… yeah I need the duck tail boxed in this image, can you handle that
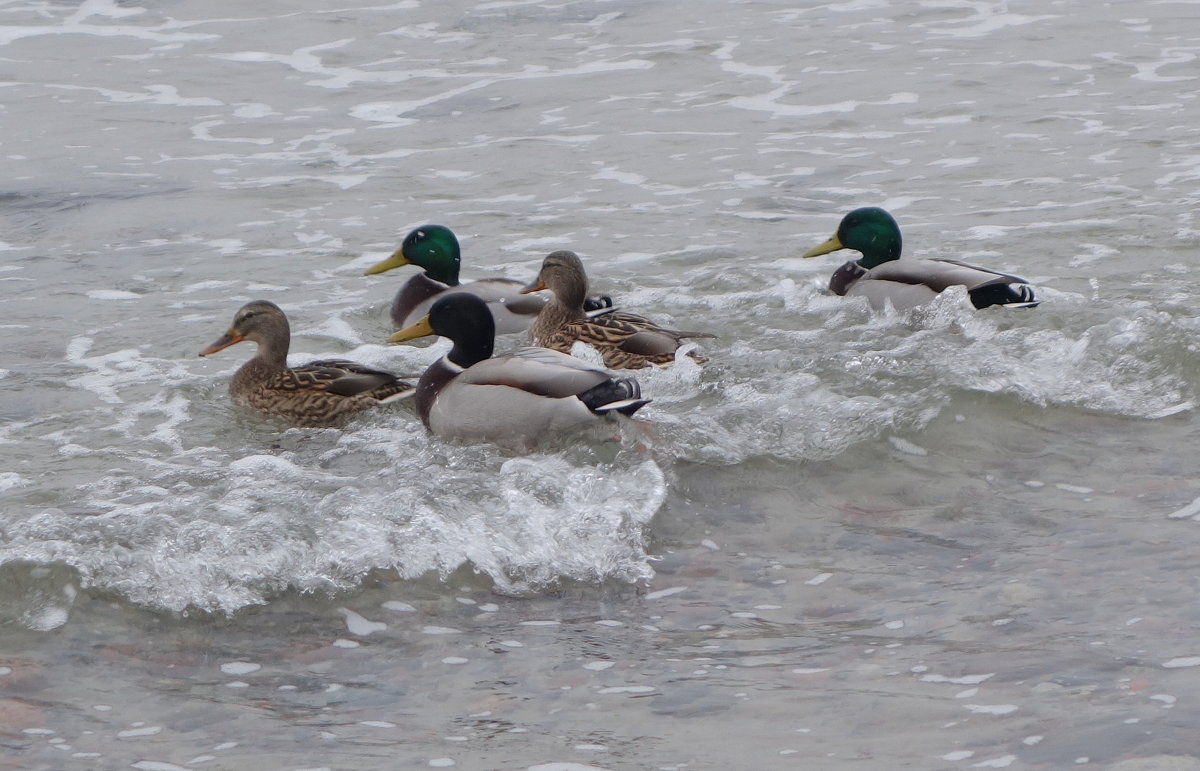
[377,383,418,403]
[969,282,1038,309]
[580,377,651,416]
[582,294,615,313]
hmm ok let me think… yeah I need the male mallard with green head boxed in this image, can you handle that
[364,225,611,334]
[803,207,1038,311]
[388,293,649,443]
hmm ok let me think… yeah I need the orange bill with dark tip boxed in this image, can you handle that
[199,332,244,357]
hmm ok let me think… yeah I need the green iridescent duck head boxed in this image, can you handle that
[364,225,463,286]
[803,207,903,269]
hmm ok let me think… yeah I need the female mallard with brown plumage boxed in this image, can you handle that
[199,300,414,426]
[521,250,713,370]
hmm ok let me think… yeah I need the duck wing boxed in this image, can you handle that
[562,312,712,365]
[457,348,614,398]
[852,259,1035,311]
[295,359,415,400]
[424,348,648,440]
[867,259,1029,292]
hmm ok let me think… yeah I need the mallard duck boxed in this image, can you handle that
[802,207,1038,311]
[387,293,650,443]
[199,300,414,426]
[364,225,612,334]
[521,250,714,369]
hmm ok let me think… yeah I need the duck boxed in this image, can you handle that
[199,300,414,426]
[364,225,612,334]
[520,250,714,369]
[802,207,1038,311]
[387,293,650,443]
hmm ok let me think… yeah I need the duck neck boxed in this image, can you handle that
[446,334,492,369]
[532,295,582,345]
[424,261,461,287]
[854,230,902,269]
[556,275,588,314]
[254,320,291,370]
[230,345,285,396]
[233,326,290,388]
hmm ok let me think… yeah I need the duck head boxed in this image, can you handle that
[364,224,463,285]
[520,250,590,309]
[199,300,290,359]
[388,292,495,368]
[803,207,903,269]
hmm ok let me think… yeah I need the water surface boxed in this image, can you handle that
[2,0,1200,768]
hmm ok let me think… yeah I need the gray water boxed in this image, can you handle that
[3,0,1200,768]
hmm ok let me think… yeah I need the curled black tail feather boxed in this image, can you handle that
[969,282,1038,309]
[582,294,615,313]
[579,376,651,416]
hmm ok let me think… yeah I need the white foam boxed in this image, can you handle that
[963,704,1018,715]
[0,473,28,492]
[1167,497,1200,520]
[86,289,141,300]
[1163,657,1200,669]
[422,626,462,635]
[888,436,928,456]
[338,608,386,636]
[919,9,1059,39]
[923,673,995,685]
[25,606,69,631]
[596,685,655,694]
[730,88,918,119]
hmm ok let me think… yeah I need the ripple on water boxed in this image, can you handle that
[4,329,669,615]
[0,428,666,614]
[629,274,1196,466]
[2,264,1196,615]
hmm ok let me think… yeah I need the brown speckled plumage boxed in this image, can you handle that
[200,300,414,426]
[523,250,712,370]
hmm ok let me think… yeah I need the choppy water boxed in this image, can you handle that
[3,0,1200,768]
